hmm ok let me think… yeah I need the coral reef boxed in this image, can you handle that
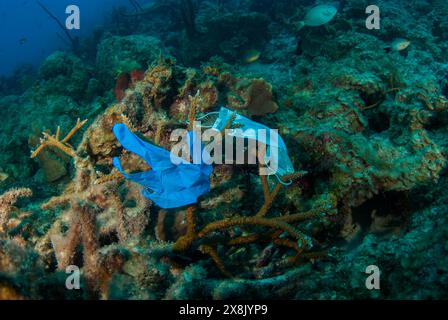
[1,0,448,300]
[96,35,163,89]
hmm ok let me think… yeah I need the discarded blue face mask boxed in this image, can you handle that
[112,124,213,209]
[211,107,295,183]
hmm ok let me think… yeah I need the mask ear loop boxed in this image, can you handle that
[262,153,293,186]
[189,112,293,186]
[186,111,220,128]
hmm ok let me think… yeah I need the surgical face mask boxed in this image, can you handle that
[211,107,295,183]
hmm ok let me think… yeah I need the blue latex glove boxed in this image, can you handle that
[112,124,213,209]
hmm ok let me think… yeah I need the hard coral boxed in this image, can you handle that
[0,188,32,236]
[31,118,88,159]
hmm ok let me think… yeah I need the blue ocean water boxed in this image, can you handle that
[0,0,151,76]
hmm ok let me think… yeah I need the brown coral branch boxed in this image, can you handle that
[221,111,237,136]
[31,118,87,158]
[227,233,266,246]
[76,202,101,291]
[51,212,82,269]
[51,200,116,298]
[227,230,283,247]
[256,182,283,217]
[197,216,308,248]
[94,171,124,185]
[274,208,325,223]
[200,244,233,278]
[109,192,129,243]
[187,92,200,130]
[41,194,72,210]
[185,205,197,237]
[0,188,32,235]
[154,122,165,145]
[62,119,88,143]
[170,168,322,277]
[260,175,271,201]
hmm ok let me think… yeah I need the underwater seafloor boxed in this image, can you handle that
[1,0,448,300]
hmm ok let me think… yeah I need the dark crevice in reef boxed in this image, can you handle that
[99,231,120,247]
[73,246,84,269]
[349,191,412,245]
[426,109,448,131]
[367,111,391,133]
[360,91,385,111]
[305,169,332,197]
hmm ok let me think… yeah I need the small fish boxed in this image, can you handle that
[19,37,27,45]
[297,4,338,30]
[385,38,411,53]
[242,49,261,63]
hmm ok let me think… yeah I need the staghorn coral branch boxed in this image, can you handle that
[227,233,264,246]
[51,200,110,298]
[256,170,308,218]
[0,188,32,235]
[256,181,283,217]
[171,170,322,276]
[197,216,309,249]
[109,191,129,243]
[187,91,200,130]
[227,230,281,246]
[62,118,88,143]
[77,201,101,260]
[185,205,197,237]
[273,238,304,255]
[223,207,330,247]
[189,213,313,276]
[274,207,327,223]
[154,122,165,145]
[256,152,308,217]
[51,213,82,269]
[31,118,87,159]
[200,244,233,278]
[94,170,124,185]
[33,132,76,158]
[220,111,237,136]
[260,175,271,201]
[282,171,307,182]
[41,194,72,210]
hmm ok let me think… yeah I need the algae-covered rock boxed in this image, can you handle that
[96,35,163,88]
[38,52,93,101]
